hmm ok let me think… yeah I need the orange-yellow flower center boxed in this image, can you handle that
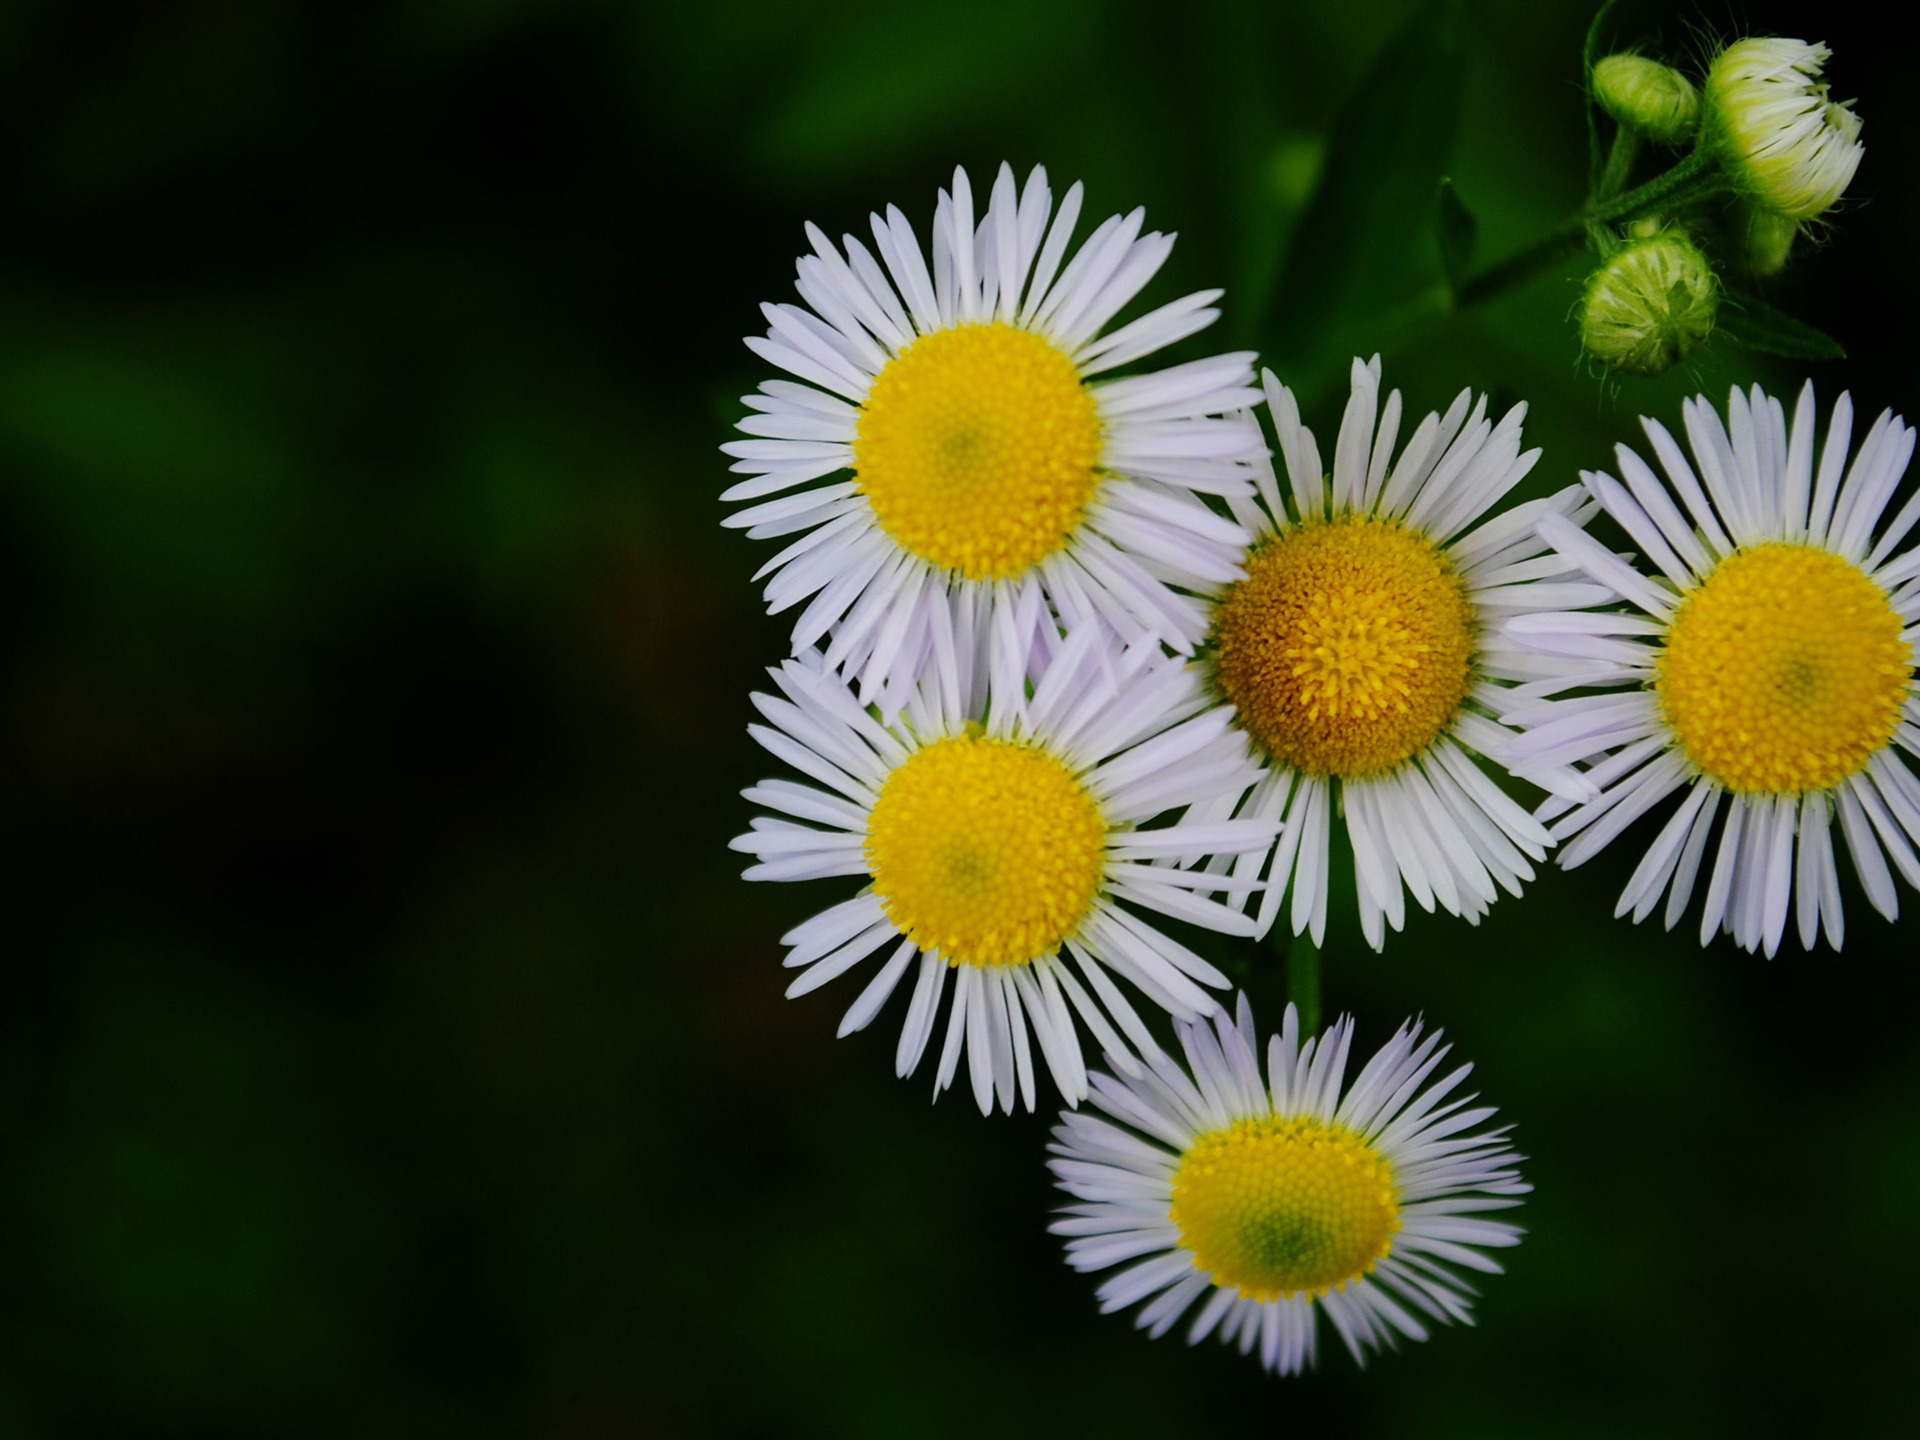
[1210,516,1475,776]
[864,733,1106,967]
[1658,542,1912,793]
[1170,1115,1400,1301]
[852,322,1103,580]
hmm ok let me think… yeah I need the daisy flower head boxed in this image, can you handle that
[1049,996,1528,1374]
[1201,358,1609,951]
[1703,38,1863,221]
[731,607,1276,1115]
[720,163,1263,716]
[1507,384,1920,955]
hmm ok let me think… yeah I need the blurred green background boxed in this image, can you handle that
[3,1,1916,1435]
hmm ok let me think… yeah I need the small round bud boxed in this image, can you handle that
[1734,204,1799,277]
[1593,54,1701,144]
[1579,233,1719,377]
[1703,38,1863,219]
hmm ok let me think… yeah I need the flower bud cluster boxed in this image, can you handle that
[1576,34,1861,376]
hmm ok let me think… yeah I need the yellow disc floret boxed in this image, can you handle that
[1658,543,1912,793]
[1210,516,1476,777]
[865,732,1106,967]
[1170,1115,1400,1301]
[853,322,1103,580]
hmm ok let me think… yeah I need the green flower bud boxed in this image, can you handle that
[1579,233,1719,377]
[1703,38,1862,219]
[1734,204,1799,277]
[1593,54,1701,144]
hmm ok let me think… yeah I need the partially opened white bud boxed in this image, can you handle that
[1704,38,1862,219]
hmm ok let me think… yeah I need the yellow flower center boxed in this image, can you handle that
[1210,516,1475,777]
[864,733,1106,967]
[1170,1115,1400,1301]
[1658,543,1912,793]
[852,322,1103,580]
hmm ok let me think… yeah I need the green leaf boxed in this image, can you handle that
[1717,291,1848,361]
[1435,177,1478,294]
[1583,0,1622,187]
[1263,0,1466,382]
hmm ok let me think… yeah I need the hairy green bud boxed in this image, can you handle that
[1734,204,1799,277]
[1579,233,1719,377]
[1593,54,1701,144]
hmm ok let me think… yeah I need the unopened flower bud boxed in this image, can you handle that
[1593,54,1701,144]
[1734,204,1799,277]
[1703,38,1863,219]
[1579,233,1719,377]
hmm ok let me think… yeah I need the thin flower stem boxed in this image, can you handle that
[1454,225,1588,307]
[1595,130,1640,203]
[1585,146,1722,225]
[1456,148,1725,308]
[1287,933,1321,1038]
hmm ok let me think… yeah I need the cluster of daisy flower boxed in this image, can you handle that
[718,141,1917,1373]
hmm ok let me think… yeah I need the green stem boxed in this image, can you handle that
[1454,224,1588,307]
[1582,0,1623,186]
[1287,934,1321,1037]
[1585,146,1722,226]
[1595,130,1640,203]
[1454,148,1726,308]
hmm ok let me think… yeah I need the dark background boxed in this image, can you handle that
[3,1,1915,1436]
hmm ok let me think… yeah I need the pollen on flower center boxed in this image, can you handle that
[1170,1115,1400,1301]
[853,322,1103,580]
[1658,543,1912,793]
[864,732,1106,967]
[1209,516,1475,777]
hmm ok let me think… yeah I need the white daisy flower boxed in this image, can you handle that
[1506,384,1920,956]
[730,609,1275,1115]
[1703,37,1863,221]
[1049,996,1528,1374]
[720,163,1263,716]
[1199,359,1609,951]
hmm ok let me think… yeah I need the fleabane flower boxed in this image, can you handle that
[731,609,1274,1114]
[721,163,1262,716]
[1703,37,1863,220]
[1199,360,1607,951]
[1506,384,1920,955]
[1049,997,1527,1374]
